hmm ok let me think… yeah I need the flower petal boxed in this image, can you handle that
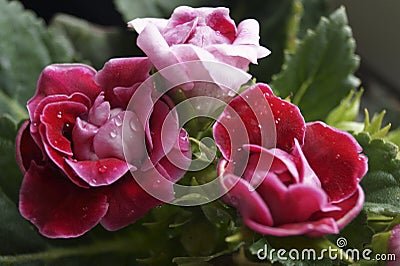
[16,121,44,173]
[19,163,108,238]
[28,64,101,119]
[101,166,172,231]
[244,216,339,237]
[66,158,133,187]
[303,122,368,202]
[95,57,151,108]
[223,175,273,226]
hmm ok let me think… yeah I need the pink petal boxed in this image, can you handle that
[95,57,151,108]
[66,158,133,187]
[206,8,237,43]
[223,175,273,226]
[303,122,368,202]
[28,64,102,119]
[157,129,191,183]
[72,118,99,161]
[19,163,108,238]
[310,186,364,230]
[16,121,44,173]
[257,174,339,226]
[147,100,180,167]
[93,111,145,163]
[128,18,168,33]
[387,224,400,266]
[88,93,110,127]
[163,18,197,45]
[244,216,339,237]
[136,23,182,71]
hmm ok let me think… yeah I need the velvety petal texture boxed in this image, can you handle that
[214,83,368,237]
[128,6,270,98]
[16,58,191,238]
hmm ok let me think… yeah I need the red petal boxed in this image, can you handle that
[28,64,102,119]
[303,122,368,202]
[66,158,133,187]
[19,163,108,238]
[213,83,305,160]
[16,121,44,173]
[41,101,87,156]
[95,57,151,107]
[100,174,163,231]
[206,8,237,42]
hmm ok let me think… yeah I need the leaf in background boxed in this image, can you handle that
[114,0,226,21]
[298,0,329,38]
[330,210,373,250]
[387,127,400,149]
[355,132,400,215]
[49,14,141,70]
[0,188,47,255]
[271,7,360,121]
[0,115,22,204]
[0,0,74,122]
[326,89,364,132]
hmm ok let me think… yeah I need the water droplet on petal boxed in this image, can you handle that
[227,90,236,97]
[335,154,341,159]
[129,118,138,131]
[57,111,62,119]
[32,122,38,127]
[110,130,117,138]
[114,115,123,127]
[237,147,243,152]
[98,165,107,173]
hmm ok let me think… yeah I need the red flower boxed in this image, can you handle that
[213,83,367,237]
[16,58,191,238]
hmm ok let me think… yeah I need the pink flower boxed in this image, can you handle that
[213,83,368,237]
[16,58,191,238]
[128,6,269,95]
[387,224,400,266]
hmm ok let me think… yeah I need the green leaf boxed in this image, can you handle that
[49,14,140,70]
[355,132,400,215]
[271,7,360,121]
[0,115,22,204]
[333,210,373,250]
[326,89,363,130]
[298,0,329,38]
[387,127,400,148]
[0,0,74,121]
[0,188,47,255]
[363,110,391,139]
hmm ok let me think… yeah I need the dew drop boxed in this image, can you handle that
[258,124,262,129]
[237,147,243,152]
[57,111,62,119]
[114,115,123,127]
[335,154,341,159]
[227,90,236,97]
[110,130,117,138]
[98,165,107,173]
[91,178,98,184]
[129,118,138,131]
[281,102,286,106]
[32,122,38,127]
[156,179,161,184]
[82,206,88,211]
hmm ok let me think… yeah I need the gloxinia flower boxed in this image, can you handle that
[16,58,191,238]
[128,6,269,98]
[387,224,400,266]
[213,83,368,237]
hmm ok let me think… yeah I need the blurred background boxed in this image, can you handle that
[17,0,400,126]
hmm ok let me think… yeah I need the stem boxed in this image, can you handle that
[0,238,133,264]
[292,77,313,106]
